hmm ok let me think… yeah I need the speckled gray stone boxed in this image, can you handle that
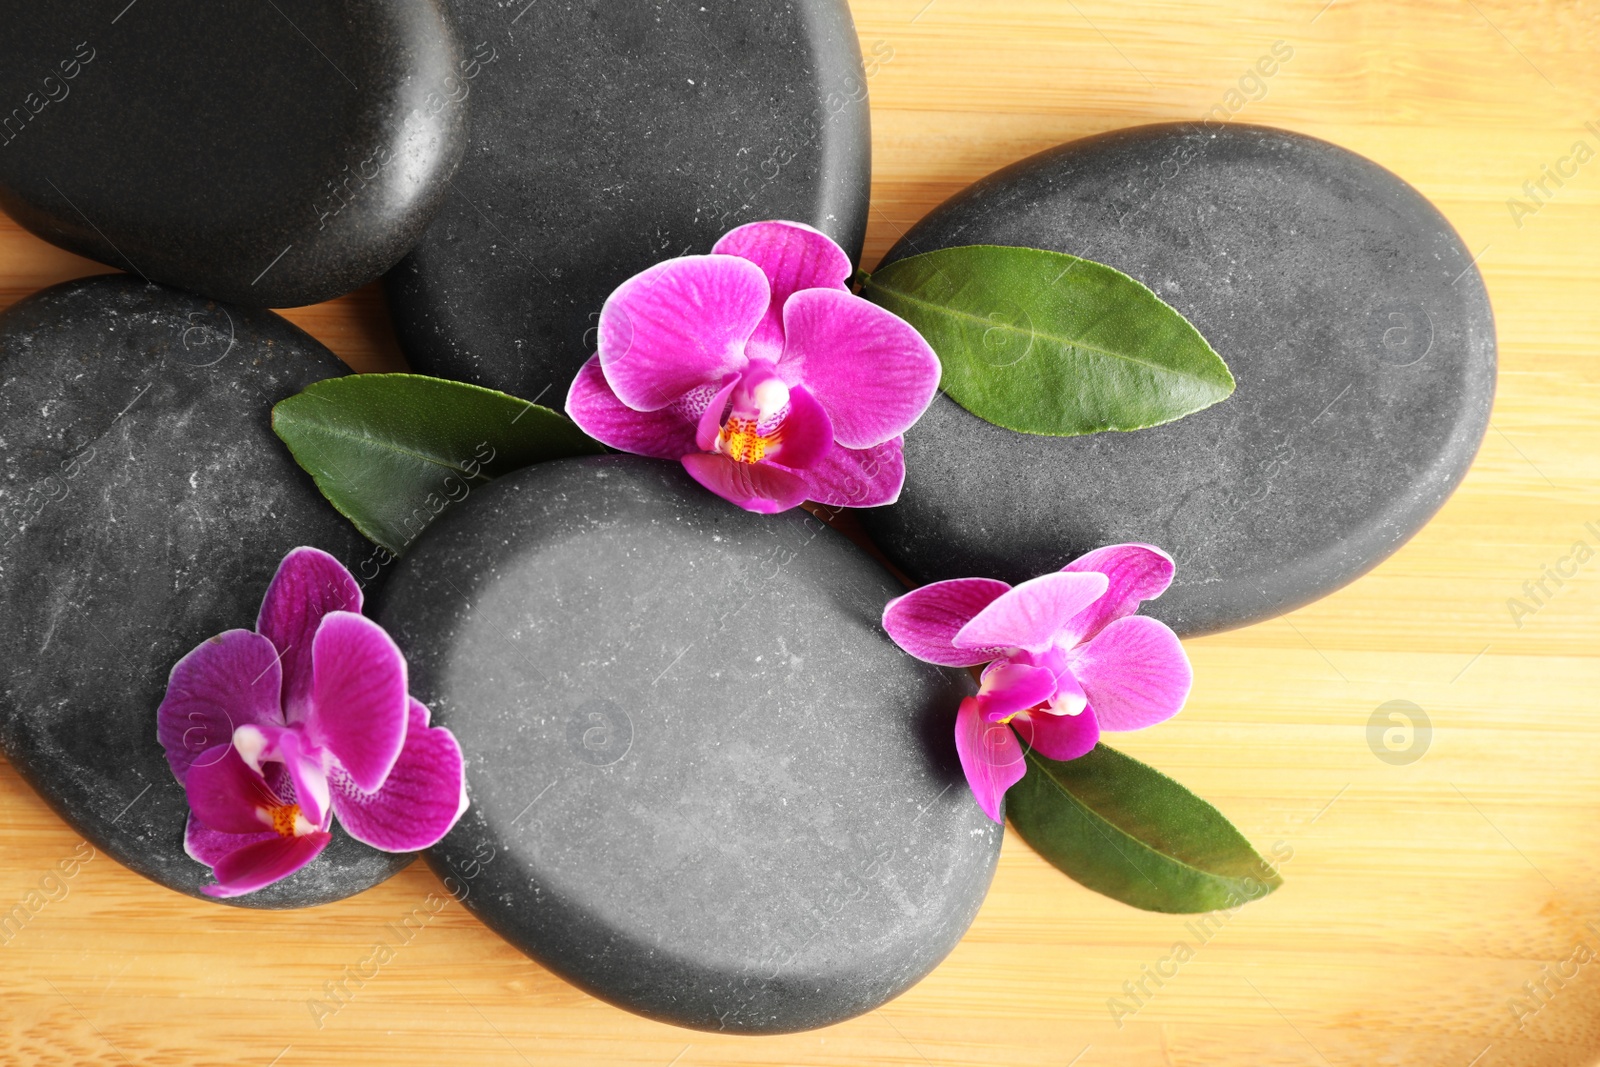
[385,0,871,402]
[377,456,998,1033]
[859,123,1497,636]
[0,0,468,307]
[0,276,411,907]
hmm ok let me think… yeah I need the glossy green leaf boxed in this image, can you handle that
[1006,742,1283,913]
[862,245,1234,436]
[272,373,603,555]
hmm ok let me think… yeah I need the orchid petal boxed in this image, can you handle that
[202,832,332,898]
[267,727,333,828]
[257,547,361,724]
[882,577,1012,667]
[776,288,941,449]
[954,571,1111,655]
[330,699,467,852]
[1048,666,1089,717]
[1060,543,1176,645]
[975,661,1058,722]
[231,723,332,827]
[694,376,741,453]
[712,220,851,361]
[680,452,811,514]
[567,354,700,460]
[802,437,906,509]
[769,384,834,470]
[954,697,1026,824]
[184,745,282,836]
[306,612,409,792]
[598,255,767,411]
[184,763,293,867]
[156,630,284,784]
[1016,706,1101,762]
[1069,615,1192,731]
[184,815,279,868]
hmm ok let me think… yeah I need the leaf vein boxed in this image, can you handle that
[867,282,1227,387]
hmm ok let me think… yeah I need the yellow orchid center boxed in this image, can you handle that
[718,416,779,464]
[716,376,791,465]
[263,802,312,839]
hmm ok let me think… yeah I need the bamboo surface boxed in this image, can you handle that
[3,1,1599,1064]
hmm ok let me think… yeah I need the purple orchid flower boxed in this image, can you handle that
[881,544,1192,823]
[565,219,941,514]
[157,547,467,897]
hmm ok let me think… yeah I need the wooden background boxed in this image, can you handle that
[3,1,1598,1063]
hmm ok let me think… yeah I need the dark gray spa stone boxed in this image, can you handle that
[859,123,1496,636]
[0,276,411,908]
[378,456,998,1033]
[0,1,468,307]
[385,0,871,402]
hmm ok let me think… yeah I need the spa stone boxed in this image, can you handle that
[0,276,411,907]
[0,1,469,307]
[385,0,871,402]
[859,123,1496,635]
[379,456,999,1033]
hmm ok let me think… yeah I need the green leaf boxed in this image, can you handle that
[1006,742,1283,913]
[862,245,1234,436]
[272,373,603,555]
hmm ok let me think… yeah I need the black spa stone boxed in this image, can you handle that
[378,457,998,1033]
[859,123,1496,636]
[0,276,411,907]
[385,0,871,402]
[0,0,468,307]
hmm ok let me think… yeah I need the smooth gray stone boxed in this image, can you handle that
[0,1,468,307]
[385,0,871,402]
[859,123,1496,635]
[0,276,410,908]
[378,457,998,1033]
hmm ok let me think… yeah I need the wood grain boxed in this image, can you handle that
[3,1,1598,1063]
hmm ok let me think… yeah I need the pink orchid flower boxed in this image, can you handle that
[881,544,1192,823]
[157,547,467,897]
[565,219,941,514]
